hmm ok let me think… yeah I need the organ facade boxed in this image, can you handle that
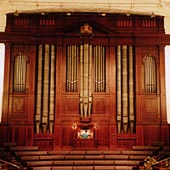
[0,12,169,150]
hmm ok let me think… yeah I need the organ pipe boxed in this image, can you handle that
[122,45,128,133]
[42,44,50,133]
[116,45,135,134]
[94,46,106,92]
[35,45,43,133]
[116,45,122,133]
[102,46,105,92]
[94,46,97,91]
[98,46,101,92]
[144,56,156,93]
[66,45,78,92]
[80,45,84,118]
[67,46,71,92]
[35,44,56,134]
[73,45,77,92]
[88,45,92,117]
[71,45,74,91]
[129,46,134,133]
[49,45,55,134]
[79,43,94,119]
[13,53,27,92]
[83,44,89,118]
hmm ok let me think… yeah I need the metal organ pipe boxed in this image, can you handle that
[122,45,128,133]
[35,44,56,134]
[67,45,78,92]
[35,45,43,133]
[13,53,26,92]
[42,44,50,133]
[144,56,156,93]
[83,44,89,118]
[116,45,122,133]
[116,45,135,134]
[88,45,92,117]
[129,46,134,133]
[80,45,84,118]
[49,45,55,134]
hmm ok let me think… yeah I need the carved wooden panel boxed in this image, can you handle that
[11,44,30,60]
[61,95,79,114]
[10,96,27,122]
[12,97,24,113]
[142,96,160,123]
[67,97,79,113]
[93,96,106,114]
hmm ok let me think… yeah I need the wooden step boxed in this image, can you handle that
[31,166,134,170]
[15,151,48,156]
[105,155,129,160]
[47,151,70,155]
[132,146,160,151]
[10,146,39,151]
[122,150,153,155]
[27,160,53,167]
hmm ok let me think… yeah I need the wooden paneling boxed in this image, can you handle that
[117,134,136,149]
[7,126,27,146]
[0,126,8,146]
[61,95,79,115]
[93,97,106,114]
[141,95,160,124]
[34,134,53,151]
[143,126,161,145]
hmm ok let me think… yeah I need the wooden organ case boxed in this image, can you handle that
[0,12,169,150]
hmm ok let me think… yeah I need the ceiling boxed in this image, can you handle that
[1,0,170,33]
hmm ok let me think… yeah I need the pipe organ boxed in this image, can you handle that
[0,12,169,150]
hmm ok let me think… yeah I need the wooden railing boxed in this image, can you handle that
[153,157,170,169]
[0,158,21,169]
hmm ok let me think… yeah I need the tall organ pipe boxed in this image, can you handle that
[35,45,43,133]
[122,45,128,133]
[88,45,92,117]
[49,45,55,133]
[83,44,89,118]
[42,44,50,133]
[129,46,134,133]
[80,45,84,118]
[116,45,122,133]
